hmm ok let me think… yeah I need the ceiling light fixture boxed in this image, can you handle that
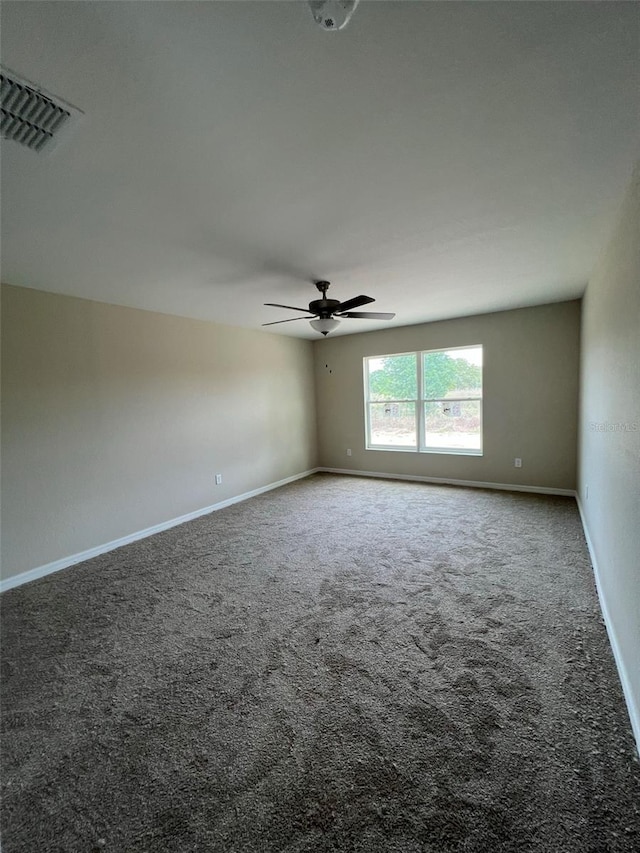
[310,317,341,336]
[307,0,360,31]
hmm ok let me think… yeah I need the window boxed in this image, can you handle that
[364,345,483,454]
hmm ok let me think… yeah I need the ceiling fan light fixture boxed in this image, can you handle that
[310,317,340,336]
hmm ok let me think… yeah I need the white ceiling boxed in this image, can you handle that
[1,1,638,338]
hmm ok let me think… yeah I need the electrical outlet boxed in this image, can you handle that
[586,485,589,499]
[215,474,222,485]
[346,448,352,457]
[514,458,522,468]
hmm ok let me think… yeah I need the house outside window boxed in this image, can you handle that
[364,345,483,455]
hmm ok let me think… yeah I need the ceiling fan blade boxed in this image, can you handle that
[335,294,375,312]
[264,303,313,314]
[338,311,396,320]
[262,317,310,326]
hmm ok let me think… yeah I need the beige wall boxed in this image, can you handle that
[578,165,640,738]
[314,301,581,490]
[1,285,317,581]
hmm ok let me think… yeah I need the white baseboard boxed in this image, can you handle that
[576,497,640,756]
[317,466,576,496]
[0,467,571,593]
[0,468,320,593]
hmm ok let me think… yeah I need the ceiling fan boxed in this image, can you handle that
[263,281,395,336]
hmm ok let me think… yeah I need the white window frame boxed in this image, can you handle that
[364,345,483,456]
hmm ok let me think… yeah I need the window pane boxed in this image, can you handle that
[423,347,482,400]
[368,354,417,401]
[369,402,417,447]
[424,400,481,451]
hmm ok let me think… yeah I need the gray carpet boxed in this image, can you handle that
[2,473,639,852]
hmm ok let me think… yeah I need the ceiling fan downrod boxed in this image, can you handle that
[308,280,341,319]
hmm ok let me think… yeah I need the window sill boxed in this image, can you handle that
[366,445,483,457]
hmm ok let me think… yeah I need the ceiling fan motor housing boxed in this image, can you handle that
[309,297,341,317]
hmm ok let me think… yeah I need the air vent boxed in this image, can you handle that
[0,67,82,153]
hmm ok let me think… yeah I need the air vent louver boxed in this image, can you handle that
[1,68,81,153]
